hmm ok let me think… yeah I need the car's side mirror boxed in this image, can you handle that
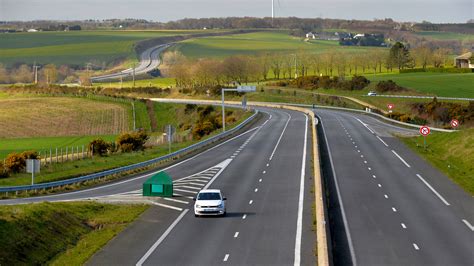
[192,197,196,201]
[223,197,227,201]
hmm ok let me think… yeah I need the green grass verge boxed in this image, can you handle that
[400,128,474,195]
[94,77,176,88]
[0,202,148,265]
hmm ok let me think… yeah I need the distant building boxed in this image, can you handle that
[305,32,316,39]
[27,29,38,32]
[353,33,365,39]
[455,52,474,69]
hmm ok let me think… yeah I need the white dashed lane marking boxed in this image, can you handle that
[223,254,229,262]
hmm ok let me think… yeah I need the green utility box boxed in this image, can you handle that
[143,171,173,197]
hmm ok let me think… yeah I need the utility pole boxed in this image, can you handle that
[34,65,39,84]
[120,75,123,89]
[271,0,274,26]
[132,63,136,88]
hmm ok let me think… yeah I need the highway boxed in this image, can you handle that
[317,108,474,266]
[1,107,316,265]
[90,43,171,82]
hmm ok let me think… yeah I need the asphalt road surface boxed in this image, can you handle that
[317,108,474,266]
[90,43,170,82]
[1,107,316,266]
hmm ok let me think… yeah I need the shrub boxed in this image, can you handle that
[21,150,39,160]
[88,139,110,157]
[116,131,149,152]
[184,104,197,114]
[5,153,26,173]
[0,161,8,178]
[375,80,406,93]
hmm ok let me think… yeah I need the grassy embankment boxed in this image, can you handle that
[400,128,474,195]
[0,98,250,186]
[0,30,207,67]
[0,202,148,265]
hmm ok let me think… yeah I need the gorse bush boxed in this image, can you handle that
[375,80,407,93]
[88,139,110,157]
[289,75,370,91]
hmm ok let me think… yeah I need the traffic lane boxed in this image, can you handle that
[142,109,308,265]
[334,111,473,265]
[87,205,181,266]
[0,111,269,205]
[346,111,474,230]
[215,110,309,265]
[318,110,418,265]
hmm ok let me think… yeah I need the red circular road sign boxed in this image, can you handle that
[450,119,459,128]
[419,126,430,136]
[387,104,394,110]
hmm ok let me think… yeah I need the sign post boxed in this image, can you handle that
[450,119,459,128]
[221,85,256,132]
[387,103,394,113]
[419,125,430,150]
[26,159,40,185]
[165,125,175,153]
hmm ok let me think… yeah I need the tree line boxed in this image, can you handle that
[163,42,454,91]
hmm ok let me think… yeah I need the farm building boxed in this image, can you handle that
[305,32,316,39]
[455,52,474,69]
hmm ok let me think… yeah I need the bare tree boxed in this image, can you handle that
[412,46,432,69]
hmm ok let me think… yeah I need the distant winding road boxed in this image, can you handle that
[90,43,171,82]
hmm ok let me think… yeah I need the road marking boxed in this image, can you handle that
[376,136,389,147]
[462,219,474,231]
[392,207,397,212]
[384,194,388,199]
[254,188,258,192]
[174,188,197,194]
[203,159,233,190]
[242,214,247,219]
[234,232,239,238]
[294,114,308,266]
[249,200,253,205]
[355,145,358,148]
[149,201,183,211]
[357,150,360,153]
[364,161,367,164]
[263,170,266,174]
[368,167,372,171]
[320,116,357,266]
[416,174,450,206]
[172,193,193,199]
[413,243,420,250]
[378,184,382,188]
[223,254,229,262]
[269,112,291,161]
[136,209,189,266]
[355,118,375,134]
[266,163,269,167]
[259,179,262,182]
[162,197,188,204]
[401,223,407,229]
[391,150,411,168]
[372,175,376,179]
[174,185,201,190]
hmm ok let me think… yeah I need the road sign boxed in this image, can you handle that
[387,103,394,110]
[450,119,459,128]
[419,126,430,136]
[26,159,40,185]
[237,85,256,92]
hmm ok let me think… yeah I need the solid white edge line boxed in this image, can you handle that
[355,117,375,134]
[391,150,411,168]
[294,114,308,266]
[136,209,189,266]
[462,219,474,231]
[269,112,292,161]
[415,174,450,206]
[376,136,389,147]
[319,115,357,266]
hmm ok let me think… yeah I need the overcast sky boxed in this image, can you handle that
[0,0,472,23]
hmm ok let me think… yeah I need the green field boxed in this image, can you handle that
[94,77,175,88]
[173,31,386,59]
[0,30,205,66]
[413,31,474,41]
[367,73,474,98]
[0,202,148,265]
[401,128,474,195]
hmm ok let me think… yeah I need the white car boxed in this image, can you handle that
[368,91,377,96]
[193,189,226,217]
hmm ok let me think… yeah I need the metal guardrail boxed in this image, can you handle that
[0,110,258,193]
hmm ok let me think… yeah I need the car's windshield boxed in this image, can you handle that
[197,192,221,200]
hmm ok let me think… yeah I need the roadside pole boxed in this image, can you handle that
[132,101,136,131]
[221,85,256,132]
[419,126,430,151]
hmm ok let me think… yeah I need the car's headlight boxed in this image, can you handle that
[195,204,201,208]
[218,203,224,208]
